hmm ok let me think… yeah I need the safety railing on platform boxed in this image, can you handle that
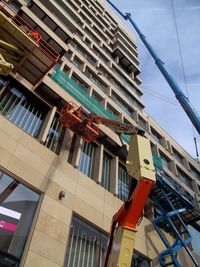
[0,1,60,62]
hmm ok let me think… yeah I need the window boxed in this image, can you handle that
[138,116,146,131]
[101,152,112,191]
[0,85,47,138]
[72,57,83,70]
[64,216,108,267]
[28,3,71,41]
[85,68,108,92]
[112,92,133,116]
[177,168,192,188]
[71,74,89,92]
[172,148,183,163]
[106,104,119,117]
[44,115,65,154]
[0,76,7,90]
[92,92,103,103]
[151,128,162,144]
[132,253,151,266]
[71,42,96,66]
[160,152,170,169]
[189,164,200,180]
[0,171,40,266]
[78,142,97,178]
[118,164,131,201]
[17,10,65,54]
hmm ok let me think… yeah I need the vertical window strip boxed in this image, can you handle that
[0,88,44,137]
[65,217,108,267]
[101,152,111,191]
[118,164,131,201]
[44,116,64,154]
[78,142,96,178]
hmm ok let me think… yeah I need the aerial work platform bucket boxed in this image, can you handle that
[59,102,99,143]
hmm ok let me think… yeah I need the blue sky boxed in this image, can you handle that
[108,0,200,159]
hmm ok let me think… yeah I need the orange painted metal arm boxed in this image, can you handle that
[104,177,155,267]
[113,177,155,229]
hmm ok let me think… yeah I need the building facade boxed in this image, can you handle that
[0,0,200,266]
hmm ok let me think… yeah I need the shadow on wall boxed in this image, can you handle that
[144,223,160,266]
[40,128,73,195]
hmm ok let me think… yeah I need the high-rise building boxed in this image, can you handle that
[0,0,200,266]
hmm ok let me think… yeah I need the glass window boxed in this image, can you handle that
[64,216,108,267]
[29,3,45,19]
[0,76,7,90]
[78,142,97,179]
[138,116,146,131]
[43,16,57,31]
[132,253,151,266]
[101,152,112,191]
[189,165,200,180]
[72,57,83,70]
[150,128,162,144]
[172,148,183,163]
[106,104,119,117]
[118,164,131,201]
[44,115,65,154]
[71,74,89,92]
[112,92,133,116]
[188,225,200,256]
[160,152,170,169]
[85,68,107,92]
[177,168,192,188]
[92,92,103,103]
[0,171,40,266]
[0,86,47,138]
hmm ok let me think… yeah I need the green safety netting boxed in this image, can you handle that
[52,69,130,143]
[152,152,163,170]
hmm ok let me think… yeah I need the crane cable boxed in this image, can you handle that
[170,0,199,159]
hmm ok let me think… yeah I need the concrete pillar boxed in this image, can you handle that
[110,156,119,195]
[38,106,57,144]
[94,144,104,184]
[169,160,178,176]
[71,136,82,168]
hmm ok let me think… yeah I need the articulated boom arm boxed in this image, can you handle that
[104,134,156,267]
[59,102,156,267]
[106,0,200,135]
[87,114,144,135]
[59,102,144,142]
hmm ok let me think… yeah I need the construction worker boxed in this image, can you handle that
[28,31,41,41]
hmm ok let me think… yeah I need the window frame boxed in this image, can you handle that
[0,169,41,266]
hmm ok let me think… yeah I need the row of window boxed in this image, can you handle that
[0,78,131,201]
[65,216,151,267]
[1,76,199,196]
[0,170,151,266]
[76,141,131,201]
[0,79,65,154]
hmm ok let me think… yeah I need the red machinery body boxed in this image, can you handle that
[59,102,99,142]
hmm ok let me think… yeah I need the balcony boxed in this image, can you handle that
[0,1,60,85]
[112,38,140,75]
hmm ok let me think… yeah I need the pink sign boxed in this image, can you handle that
[0,220,17,232]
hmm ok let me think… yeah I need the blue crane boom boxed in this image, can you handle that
[106,0,200,135]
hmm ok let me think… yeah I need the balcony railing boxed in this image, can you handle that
[0,1,60,62]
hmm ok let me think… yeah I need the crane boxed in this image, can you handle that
[106,0,200,135]
[59,102,156,267]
